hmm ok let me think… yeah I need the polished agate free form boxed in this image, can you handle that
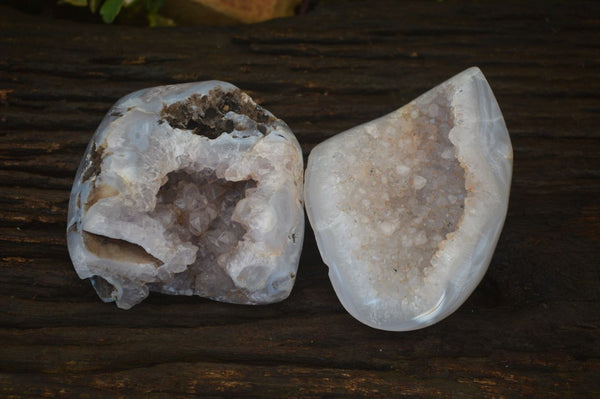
[304,68,513,331]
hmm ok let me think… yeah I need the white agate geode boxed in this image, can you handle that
[67,81,304,309]
[304,67,512,331]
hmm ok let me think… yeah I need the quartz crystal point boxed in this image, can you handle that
[67,82,304,309]
[304,67,512,331]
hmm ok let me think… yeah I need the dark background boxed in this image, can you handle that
[1,0,599,396]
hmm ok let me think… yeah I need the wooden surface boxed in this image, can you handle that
[1,0,599,397]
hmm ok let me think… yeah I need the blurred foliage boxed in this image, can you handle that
[8,0,315,26]
[58,0,174,25]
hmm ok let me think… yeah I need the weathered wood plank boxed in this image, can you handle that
[3,355,595,398]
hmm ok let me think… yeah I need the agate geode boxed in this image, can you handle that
[68,68,511,331]
[67,81,304,309]
[304,68,512,331]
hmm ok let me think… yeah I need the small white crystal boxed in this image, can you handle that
[304,67,512,331]
[67,81,304,309]
[412,175,427,190]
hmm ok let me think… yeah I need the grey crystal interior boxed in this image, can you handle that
[319,86,468,293]
[147,169,256,297]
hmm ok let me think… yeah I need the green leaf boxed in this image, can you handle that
[58,0,88,7]
[89,0,102,13]
[100,0,124,23]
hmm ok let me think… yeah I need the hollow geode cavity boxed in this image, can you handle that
[304,67,513,331]
[67,81,304,309]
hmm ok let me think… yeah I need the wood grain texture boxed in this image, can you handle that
[1,0,599,397]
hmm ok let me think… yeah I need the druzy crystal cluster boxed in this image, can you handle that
[67,68,512,331]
